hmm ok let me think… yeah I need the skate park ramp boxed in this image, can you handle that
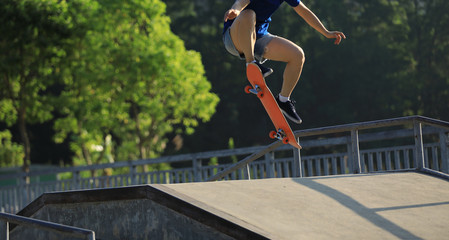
[12,171,449,239]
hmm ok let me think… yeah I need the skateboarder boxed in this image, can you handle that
[223,0,346,124]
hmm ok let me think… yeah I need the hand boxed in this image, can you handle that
[224,9,240,22]
[326,31,346,45]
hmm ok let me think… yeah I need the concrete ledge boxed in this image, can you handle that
[14,185,271,240]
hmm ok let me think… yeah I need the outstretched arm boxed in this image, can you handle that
[293,2,346,45]
[224,0,250,22]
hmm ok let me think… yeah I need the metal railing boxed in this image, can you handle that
[208,115,449,180]
[0,212,95,240]
[0,116,448,213]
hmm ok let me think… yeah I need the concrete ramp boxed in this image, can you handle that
[12,172,449,239]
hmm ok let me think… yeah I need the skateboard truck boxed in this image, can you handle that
[244,85,264,98]
[269,129,289,144]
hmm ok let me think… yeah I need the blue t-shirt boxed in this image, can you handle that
[223,0,301,38]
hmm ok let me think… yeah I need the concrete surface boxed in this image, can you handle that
[156,172,449,240]
[10,171,449,240]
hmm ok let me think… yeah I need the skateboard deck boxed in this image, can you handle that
[245,63,302,149]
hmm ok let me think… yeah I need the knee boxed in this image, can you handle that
[293,47,305,65]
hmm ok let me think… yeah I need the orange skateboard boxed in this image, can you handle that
[245,63,302,149]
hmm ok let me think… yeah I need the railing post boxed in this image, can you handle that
[129,161,137,185]
[87,232,95,240]
[350,129,361,174]
[246,164,251,180]
[72,171,81,190]
[440,131,448,174]
[193,157,202,182]
[19,173,27,213]
[346,137,353,174]
[0,219,9,240]
[414,121,425,170]
[293,139,303,178]
[265,152,275,178]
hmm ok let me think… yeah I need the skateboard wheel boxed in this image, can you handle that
[257,91,264,98]
[282,137,289,144]
[269,131,277,139]
[244,85,252,94]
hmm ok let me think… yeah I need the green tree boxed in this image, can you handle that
[0,0,95,172]
[53,0,219,168]
[0,130,24,168]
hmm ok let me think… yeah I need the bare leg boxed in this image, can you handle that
[229,10,257,63]
[263,36,305,97]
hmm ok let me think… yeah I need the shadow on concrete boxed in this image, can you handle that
[294,178,423,240]
[371,201,449,212]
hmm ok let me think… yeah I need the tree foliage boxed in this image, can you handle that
[0,130,24,168]
[52,0,219,167]
[0,0,218,168]
[0,0,96,170]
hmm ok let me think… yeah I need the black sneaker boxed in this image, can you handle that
[254,62,273,78]
[275,96,303,124]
